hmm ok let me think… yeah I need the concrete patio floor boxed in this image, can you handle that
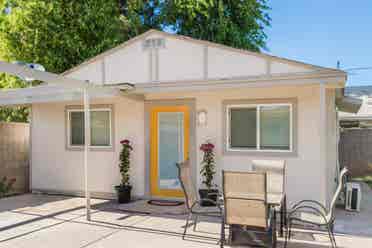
[0,194,371,248]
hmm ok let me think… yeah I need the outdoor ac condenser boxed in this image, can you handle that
[345,182,361,212]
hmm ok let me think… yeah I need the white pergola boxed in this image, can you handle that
[0,61,133,221]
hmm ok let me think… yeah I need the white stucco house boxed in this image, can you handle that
[0,30,357,207]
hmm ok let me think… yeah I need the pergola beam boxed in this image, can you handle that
[83,88,91,221]
[0,61,88,88]
[0,61,104,221]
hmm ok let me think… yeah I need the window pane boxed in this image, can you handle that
[158,112,183,190]
[91,111,111,146]
[260,105,290,150]
[230,108,257,148]
[70,112,84,146]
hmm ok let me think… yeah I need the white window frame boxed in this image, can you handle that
[67,108,113,149]
[226,103,293,153]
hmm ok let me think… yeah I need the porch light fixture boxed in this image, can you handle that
[197,110,207,126]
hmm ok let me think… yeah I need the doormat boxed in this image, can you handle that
[147,200,184,207]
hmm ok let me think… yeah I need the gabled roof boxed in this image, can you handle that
[62,29,345,77]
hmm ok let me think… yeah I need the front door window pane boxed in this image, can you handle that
[158,112,184,190]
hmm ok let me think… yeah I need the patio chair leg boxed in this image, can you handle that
[220,218,225,248]
[271,213,277,248]
[331,229,337,248]
[284,196,288,228]
[330,221,337,247]
[288,220,293,241]
[284,225,288,248]
[284,219,292,248]
[228,225,233,245]
[193,215,198,231]
[183,212,191,240]
[326,224,336,248]
[280,203,284,237]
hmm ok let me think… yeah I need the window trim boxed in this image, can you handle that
[225,100,295,155]
[66,107,113,150]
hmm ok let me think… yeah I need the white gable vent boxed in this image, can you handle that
[143,38,165,50]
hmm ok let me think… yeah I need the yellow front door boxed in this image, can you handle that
[150,106,189,198]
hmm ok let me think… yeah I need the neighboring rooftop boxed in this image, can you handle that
[345,86,372,98]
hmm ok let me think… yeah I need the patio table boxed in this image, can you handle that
[219,193,287,238]
[267,193,287,238]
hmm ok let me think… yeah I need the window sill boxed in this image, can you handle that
[223,148,297,157]
[66,146,114,152]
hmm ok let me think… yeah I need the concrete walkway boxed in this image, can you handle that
[0,194,371,248]
[335,182,372,237]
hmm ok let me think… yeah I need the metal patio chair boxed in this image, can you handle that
[176,160,223,240]
[221,171,277,248]
[285,167,348,248]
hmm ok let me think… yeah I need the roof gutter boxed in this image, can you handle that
[132,71,346,94]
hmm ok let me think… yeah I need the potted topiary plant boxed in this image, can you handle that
[199,141,218,206]
[115,139,133,204]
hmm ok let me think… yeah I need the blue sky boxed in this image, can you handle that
[265,0,372,86]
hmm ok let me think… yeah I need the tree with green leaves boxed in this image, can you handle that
[0,0,270,122]
[0,0,126,74]
[0,0,132,122]
[161,0,271,51]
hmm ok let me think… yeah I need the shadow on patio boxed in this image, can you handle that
[0,194,371,248]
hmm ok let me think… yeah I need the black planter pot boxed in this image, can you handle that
[115,185,132,204]
[198,188,219,206]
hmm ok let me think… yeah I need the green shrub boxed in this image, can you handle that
[0,177,16,198]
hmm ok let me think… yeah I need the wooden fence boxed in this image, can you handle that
[339,128,372,177]
[0,122,30,194]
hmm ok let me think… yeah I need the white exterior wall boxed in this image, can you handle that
[105,42,150,84]
[30,30,339,204]
[67,61,103,84]
[31,97,145,198]
[158,37,204,81]
[31,85,334,205]
[62,31,314,86]
[146,85,331,205]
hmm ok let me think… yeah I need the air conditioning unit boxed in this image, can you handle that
[345,182,361,212]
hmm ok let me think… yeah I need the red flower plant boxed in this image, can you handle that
[199,141,216,190]
[120,139,133,150]
[200,142,215,152]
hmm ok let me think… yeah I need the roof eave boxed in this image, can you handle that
[132,71,346,94]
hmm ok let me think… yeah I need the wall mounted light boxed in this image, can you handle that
[197,110,207,126]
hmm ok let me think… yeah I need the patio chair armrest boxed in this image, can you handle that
[207,192,222,197]
[288,205,329,224]
[291,200,327,215]
[191,199,223,212]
